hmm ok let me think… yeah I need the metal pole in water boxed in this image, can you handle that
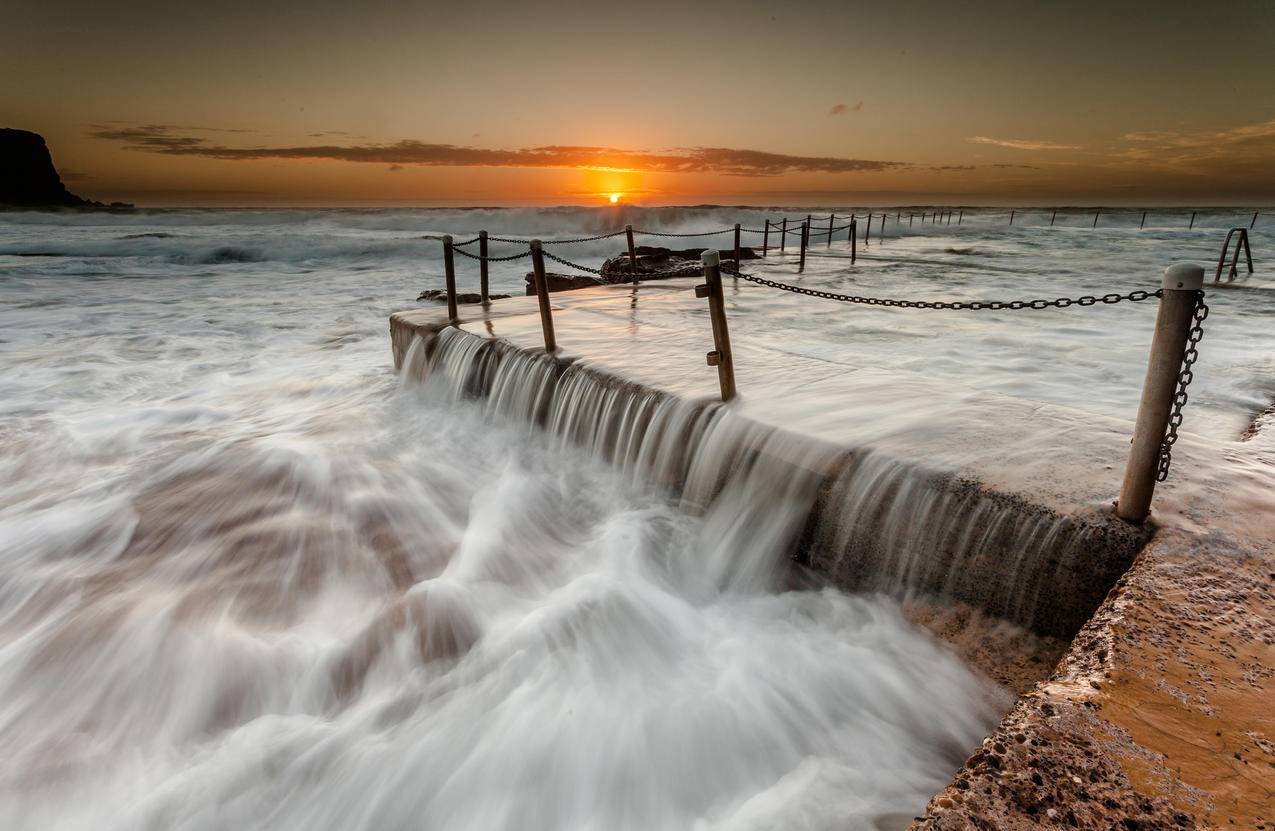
[1010,210,1015,226]
[762,220,770,256]
[909,213,913,227]
[528,240,557,353]
[479,230,489,304]
[780,217,788,252]
[1094,209,1100,228]
[850,219,857,264]
[733,223,742,278]
[865,213,872,244]
[442,235,458,323]
[799,221,809,271]
[625,224,638,285]
[1050,209,1057,227]
[1140,211,1147,230]
[1117,263,1204,523]
[827,213,834,247]
[1189,211,1196,230]
[696,250,735,402]
[958,209,963,225]
[1252,211,1259,229]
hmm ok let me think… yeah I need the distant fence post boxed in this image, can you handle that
[1189,211,1196,230]
[780,217,788,252]
[1050,209,1057,227]
[762,220,770,256]
[1117,263,1204,523]
[799,220,809,271]
[827,213,834,247]
[442,235,458,323]
[625,224,638,284]
[1140,211,1147,230]
[479,230,490,304]
[1093,209,1100,228]
[850,219,857,264]
[865,213,872,244]
[1252,211,1259,229]
[733,223,742,277]
[696,250,736,401]
[1010,210,1015,226]
[528,240,557,353]
[958,209,963,225]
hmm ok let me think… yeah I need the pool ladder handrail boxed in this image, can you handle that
[1214,227,1254,283]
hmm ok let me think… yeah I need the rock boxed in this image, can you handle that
[523,272,602,294]
[417,290,510,304]
[599,246,758,281]
[0,128,125,208]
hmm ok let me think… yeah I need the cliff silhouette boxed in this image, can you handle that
[0,128,128,208]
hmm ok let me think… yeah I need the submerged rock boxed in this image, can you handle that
[522,272,603,294]
[600,246,758,281]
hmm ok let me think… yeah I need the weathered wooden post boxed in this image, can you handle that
[1189,211,1196,230]
[478,230,490,304]
[1252,211,1259,229]
[780,217,788,252]
[909,213,914,227]
[762,220,770,256]
[958,209,963,225]
[827,213,835,247]
[1117,263,1204,523]
[865,212,872,244]
[528,240,557,353]
[733,223,742,277]
[1140,211,1147,230]
[696,250,735,401]
[798,220,809,271]
[1093,209,1101,228]
[1050,209,1057,227]
[442,235,459,322]
[625,224,639,284]
[850,219,857,264]
[1010,210,1015,226]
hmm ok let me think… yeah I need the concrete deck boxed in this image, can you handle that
[390,280,1275,829]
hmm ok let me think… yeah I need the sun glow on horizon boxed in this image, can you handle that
[609,193,620,204]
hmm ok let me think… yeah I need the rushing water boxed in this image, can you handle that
[0,206,1268,829]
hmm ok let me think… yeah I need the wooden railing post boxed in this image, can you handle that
[479,230,489,304]
[1189,211,1196,230]
[696,250,735,401]
[850,219,857,264]
[442,234,458,323]
[1117,263,1204,523]
[1252,211,1259,229]
[865,212,872,244]
[625,224,638,284]
[733,223,742,277]
[1093,209,1101,228]
[528,240,557,353]
[762,220,770,256]
[909,213,914,227]
[958,209,963,225]
[780,217,788,252]
[1010,209,1015,226]
[827,212,835,247]
[798,220,808,271]
[1050,209,1056,227]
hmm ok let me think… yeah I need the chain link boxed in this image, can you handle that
[633,227,735,238]
[486,230,629,245]
[452,247,533,263]
[1156,291,1208,481]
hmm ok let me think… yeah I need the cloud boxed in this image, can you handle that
[928,165,976,171]
[966,136,1081,151]
[1122,117,1275,149]
[88,125,909,177]
[827,101,863,116]
[991,163,1041,170]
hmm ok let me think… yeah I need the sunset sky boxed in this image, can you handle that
[4,0,1274,206]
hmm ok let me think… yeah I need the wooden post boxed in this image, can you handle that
[827,213,835,247]
[442,235,458,323]
[798,220,808,271]
[958,209,963,225]
[1140,211,1147,230]
[865,212,872,244]
[850,219,857,264]
[733,223,742,277]
[780,217,788,252]
[909,213,914,227]
[696,250,735,402]
[1050,209,1057,227]
[478,230,489,304]
[528,240,557,353]
[1093,209,1100,228]
[762,220,770,256]
[625,224,638,284]
[1010,210,1015,226]
[1252,211,1259,229]
[1189,211,1196,230]
[1117,263,1204,523]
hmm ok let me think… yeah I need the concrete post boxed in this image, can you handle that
[442,235,458,323]
[625,224,638,284]
[479,230,489,304]
[528,240,557,353]
[696,250,735,401]
[1117,263,1205,523]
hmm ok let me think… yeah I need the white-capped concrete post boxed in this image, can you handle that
[528,240,557,353]
[696,250,735,401]
[442,235,458,323]
[1117,263,1205,523]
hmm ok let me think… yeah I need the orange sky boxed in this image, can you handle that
[4,0,1274,206]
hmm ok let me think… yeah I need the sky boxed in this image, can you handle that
[4,0,1274,206]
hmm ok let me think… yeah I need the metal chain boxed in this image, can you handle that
[486,230,629,245]
[450,235,483,247]
[541,249,716,279]
[634,227,735,238]
[733,272,1161,311]
[1156,291,1209,481]
[452,247,533,262]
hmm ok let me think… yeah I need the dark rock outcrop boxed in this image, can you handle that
[522,272,603,294]
[521,246,758,294]
[0,128,124,208]
[418,290,511,304]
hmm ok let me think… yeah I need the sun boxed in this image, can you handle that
[609,193,620,204]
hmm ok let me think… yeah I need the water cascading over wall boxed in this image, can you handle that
[396,324,1148,639]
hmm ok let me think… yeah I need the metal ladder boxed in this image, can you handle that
[1214,227,1254,283]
